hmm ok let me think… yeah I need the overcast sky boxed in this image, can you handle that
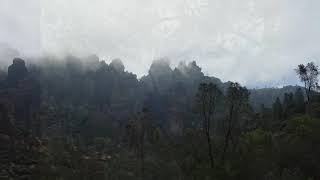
[0,0,320,87]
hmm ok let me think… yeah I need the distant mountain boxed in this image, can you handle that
[4,56,301,109]
[0,56,304,137]
[1,56,301,121]
[141,58,300,109]
[249,85,300,109]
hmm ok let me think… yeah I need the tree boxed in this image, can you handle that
[258,104,273,130]
[272,97,283,122]
[196,82,221,168]
[295,62,319,113]
[283,93,295,119]
[222,82,250,163]
[125,106,153,180]
[138,107,150,180]
[294,88,305,114]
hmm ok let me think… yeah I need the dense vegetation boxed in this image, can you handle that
[0,56,319,180]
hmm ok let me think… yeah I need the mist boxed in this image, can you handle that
[1,1,320,179]
[1,0,320,87]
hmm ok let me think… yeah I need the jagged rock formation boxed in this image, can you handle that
[0,58,43,179]
[110,58,125,72]
[7,58,28,87]
[0,57,300,137]
[0,58,41,135]
[141,59,216,134]
[0,102,15,136]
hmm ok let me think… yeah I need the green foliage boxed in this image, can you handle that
[1,59,320,180]
[294,88,305,114]
[272,97,283,123]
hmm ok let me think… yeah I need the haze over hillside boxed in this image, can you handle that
[0,44,303,90]
[1,0,320,87]
[0,55,301,111]
[0,56,317,179]
[1,1,320,179]
[0,43,303,109]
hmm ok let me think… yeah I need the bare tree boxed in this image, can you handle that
[196,82,221,168]
[222,82,249,164]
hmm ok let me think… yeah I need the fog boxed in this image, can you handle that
[1,0,320,87]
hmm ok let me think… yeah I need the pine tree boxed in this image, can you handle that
[283,93,295,119]
[294,88,305,114]
[272,97,283,123]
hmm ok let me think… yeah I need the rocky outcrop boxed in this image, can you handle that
[7,58,28,88]
[110,58,125,72]
[0,58,45,179]
[0,58,41,135]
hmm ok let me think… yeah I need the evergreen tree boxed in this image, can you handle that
[283,93,295,119]
[272,97,283,122]
[294,88,305,114]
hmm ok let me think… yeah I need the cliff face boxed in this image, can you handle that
[7,58,29,87]
[0,58,43,179]
[0,58,41,135]
[0,57,300,137]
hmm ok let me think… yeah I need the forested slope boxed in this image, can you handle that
[0,57,318,180]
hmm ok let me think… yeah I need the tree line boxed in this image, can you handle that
[0,57,319,180]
